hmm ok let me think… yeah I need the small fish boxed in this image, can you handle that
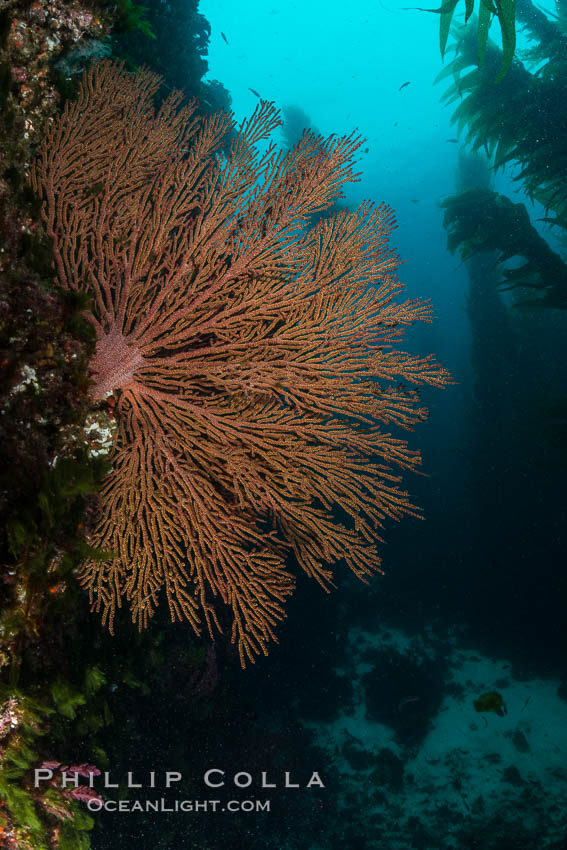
[248,87,261,98]
[398,81,411,91]
[446,138,459,143]
[398,695,420,711]
[82,180,104,199]
[410,199,420,204]
[221,31,229,44]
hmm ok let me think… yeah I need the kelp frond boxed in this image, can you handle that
[441,189,567,308]
[515,0,567,72]
[417,0,516,80]
[437,18,567,224]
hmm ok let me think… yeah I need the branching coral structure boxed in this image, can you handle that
[31,61,450,665]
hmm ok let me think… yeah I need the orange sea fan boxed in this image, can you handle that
[31,61,450,666]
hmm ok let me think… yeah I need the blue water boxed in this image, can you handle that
[190,4,567,847]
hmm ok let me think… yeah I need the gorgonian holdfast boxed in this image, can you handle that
[31,60,450,666]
